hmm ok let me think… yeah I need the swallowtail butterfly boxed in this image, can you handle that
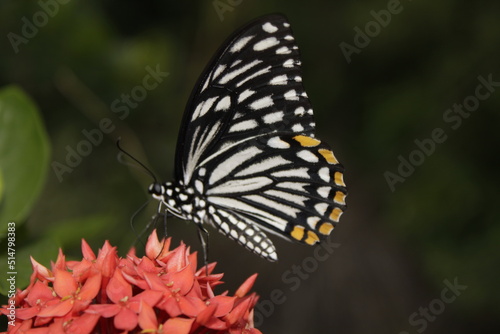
[149,14,347,261]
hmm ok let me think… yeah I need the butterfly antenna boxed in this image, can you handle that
[116,138,158,183]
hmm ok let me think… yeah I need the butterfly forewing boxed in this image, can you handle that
[163,15,346,261]
[176,15,316,185]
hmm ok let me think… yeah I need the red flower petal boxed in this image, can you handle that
[137,300,158,331]
[114,306,138,331]
[79,272,102,301]
[166,265,195,294]
[81,238,96,260]
[53,269,77,297]
[145,229,171,260]
[225,297,253,326]
[37,299,73,318]
[235,273,258,298]
[138,256,159,273]
[30,256,52,282]
[61,312,100,334]
[15,306,41,320]
[178,295,206,317]
[106,269,131,303]
[143,271,167,292]
[210,295,236,317]
[69,258,93,282]
[128,289,164,313]
[96,240,118,278]
[25,281,55,307]
[162,317,195,334]
[196,303,228,330]
[86,303,121,317]
[166,243,188,272]
[159,296,182,317]
[53,248,66,271]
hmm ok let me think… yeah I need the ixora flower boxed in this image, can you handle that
[1,230,263,334]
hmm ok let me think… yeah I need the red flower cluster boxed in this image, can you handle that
[1,230,262,334]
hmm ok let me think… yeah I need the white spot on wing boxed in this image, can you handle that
[262,22,278,33]
[192,96,217,120]
[283,59,294,68]
[267,136,290,149]
[213,64,226,79]
[284,89,299,101]
[215,96,231,111]
[208,146,262,185]
[219,60,261,84]
[276,182,308,192]
[264,189,308,206]
[249,96,273,110]
[253,37,279,51]
[228,119,259,133]
[294,106,305,115]
[195,180,204,193]
[292,124,305,132]
[276,46,291,54]
[262,111,284,124]
[230,35,255,53]
[297,150,319,163]
[238,89,255,103]
[318,167,330,182]
[272,168,309,179]
[315,203,328,216]
[307,216,320,229]
[237,66,271,87]
[236,156,291,177]
[269,75,288,85]
[243,194,300,218]
[317,186,331,198]
[207,176,273,195]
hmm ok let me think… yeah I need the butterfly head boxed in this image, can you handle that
[148,182,165,201]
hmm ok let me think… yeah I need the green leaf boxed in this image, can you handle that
[0,86,50,232]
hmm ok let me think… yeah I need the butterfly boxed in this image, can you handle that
[148,14,347,262]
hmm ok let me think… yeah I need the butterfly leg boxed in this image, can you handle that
[195,222,210,273]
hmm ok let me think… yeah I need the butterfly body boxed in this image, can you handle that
[150,15,347,262]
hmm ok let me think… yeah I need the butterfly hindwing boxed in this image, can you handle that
[197,133,346,258]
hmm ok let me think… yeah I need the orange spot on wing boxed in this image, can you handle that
[293,135,321,147]
[334,172,346,187]
[305,231,320,245]
[318,222,334,235]
[329,208,343,222]
[333,191,346,205]
[291,226,305,241]
[318,149,338,164]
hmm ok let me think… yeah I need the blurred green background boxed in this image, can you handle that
[1,0,499,333]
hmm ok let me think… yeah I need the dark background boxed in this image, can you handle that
[1,0,499,333]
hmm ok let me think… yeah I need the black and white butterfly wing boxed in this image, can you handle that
[175,15,347,261]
